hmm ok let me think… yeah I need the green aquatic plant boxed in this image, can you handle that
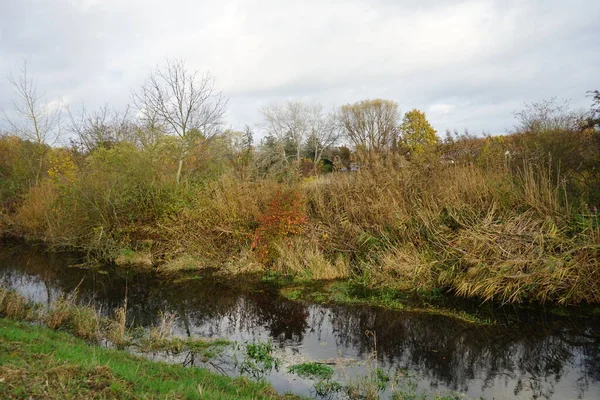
[289,362,334,380]
[313,379,343,397]
[238,341,280,379]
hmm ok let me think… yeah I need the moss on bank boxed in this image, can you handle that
[278,280,492,325]
[0,318,299,399]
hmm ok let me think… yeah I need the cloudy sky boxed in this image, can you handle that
[1,0,599,138]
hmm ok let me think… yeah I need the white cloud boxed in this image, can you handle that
[1,0,599,135]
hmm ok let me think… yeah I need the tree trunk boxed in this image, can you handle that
[176,156,183,185]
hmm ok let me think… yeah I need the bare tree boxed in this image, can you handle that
[338,99,399,153]
[260,101,309,164]
[260,101,339,169]
[514,98,586,133]
[134,104,165,150]
[132,59,227,184]
[303,105,341,169]
[2,60,62,184]
[68,104,137,152]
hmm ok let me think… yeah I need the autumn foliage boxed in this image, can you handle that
[251,189,307,263]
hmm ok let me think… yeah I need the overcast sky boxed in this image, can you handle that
[1,0,599,138]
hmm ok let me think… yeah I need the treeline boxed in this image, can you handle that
[1,60,599,305]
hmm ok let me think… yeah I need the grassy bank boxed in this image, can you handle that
[0,318,295,399]
[1,103,599,306]
[3,159,599,307]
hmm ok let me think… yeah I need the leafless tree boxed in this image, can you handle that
[132,59,227,184]
[338,99,399,153]
[134,105,165,149]
[2,60,62,184]
[304,105,341,168]
[260,101,339,169]
[68,104,137,151]
[514,98,586,133]
[260,101,309,164]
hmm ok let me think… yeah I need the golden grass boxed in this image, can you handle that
[297,159,598,304]
[273,237,349,280]
[14,181,58,236]
[0,289,35,320]
[149,311,176,342]
[5,148,599,304]
[107,302,129,347]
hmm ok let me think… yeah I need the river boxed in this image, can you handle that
[1,244,599,399]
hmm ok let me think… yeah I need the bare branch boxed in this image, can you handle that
[132,59,228,184]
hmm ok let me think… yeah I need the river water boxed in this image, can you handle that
[1,244,599,399]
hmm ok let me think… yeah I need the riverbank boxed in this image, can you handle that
[3,249,600,400]
[3,241,599,327]
[2,159,599,307]
[0,318,297,399]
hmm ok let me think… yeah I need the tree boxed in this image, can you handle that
[400,109,438,155]
[260,101,309,165]
[68,104,136,152]
[514,98,585,133]
[260,101,338,172]
[226,125,255,180]
[2,60,62,185]
[303,106,341,170]
[133,59,227,184]
[338,99,399,153]
[587,90,600,129]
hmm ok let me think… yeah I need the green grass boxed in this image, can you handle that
[0,318,300,399]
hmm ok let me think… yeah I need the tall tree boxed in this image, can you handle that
[303,106,341,170]
[400,109,438,155]
[260,101,310,164]
[260,101,338,171]
[338,99,399,153]
[2,60,62,185]
[133,59,227,184]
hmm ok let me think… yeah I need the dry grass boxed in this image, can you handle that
[149,311,177,342]
[5,147,599,305]
[45,295,77,329]
[0,289,36,320]
[159,177,279,264]
[14,181,58,236]
[1,286,133,345]
[369,243,434,291]
[44,295,101,340]
[151,159,598,304]
[273,237,349,280]
[107,302,129,347]
[298,159,598,304]
[69,306,101,341]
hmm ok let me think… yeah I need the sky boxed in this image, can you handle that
[0,0,599,139]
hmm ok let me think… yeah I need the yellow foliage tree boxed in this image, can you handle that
[400,109,438,155]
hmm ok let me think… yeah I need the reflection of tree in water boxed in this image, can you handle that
[2,245,600,399]
[0,246,310,343]
[324,306,600,399]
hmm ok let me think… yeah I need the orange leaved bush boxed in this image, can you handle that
[252,189,307,263]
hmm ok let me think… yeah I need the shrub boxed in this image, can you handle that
[252,189,307,263]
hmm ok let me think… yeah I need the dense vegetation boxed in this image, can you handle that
[1,60,599,305]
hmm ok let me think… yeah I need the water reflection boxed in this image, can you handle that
[1,244,599,399]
